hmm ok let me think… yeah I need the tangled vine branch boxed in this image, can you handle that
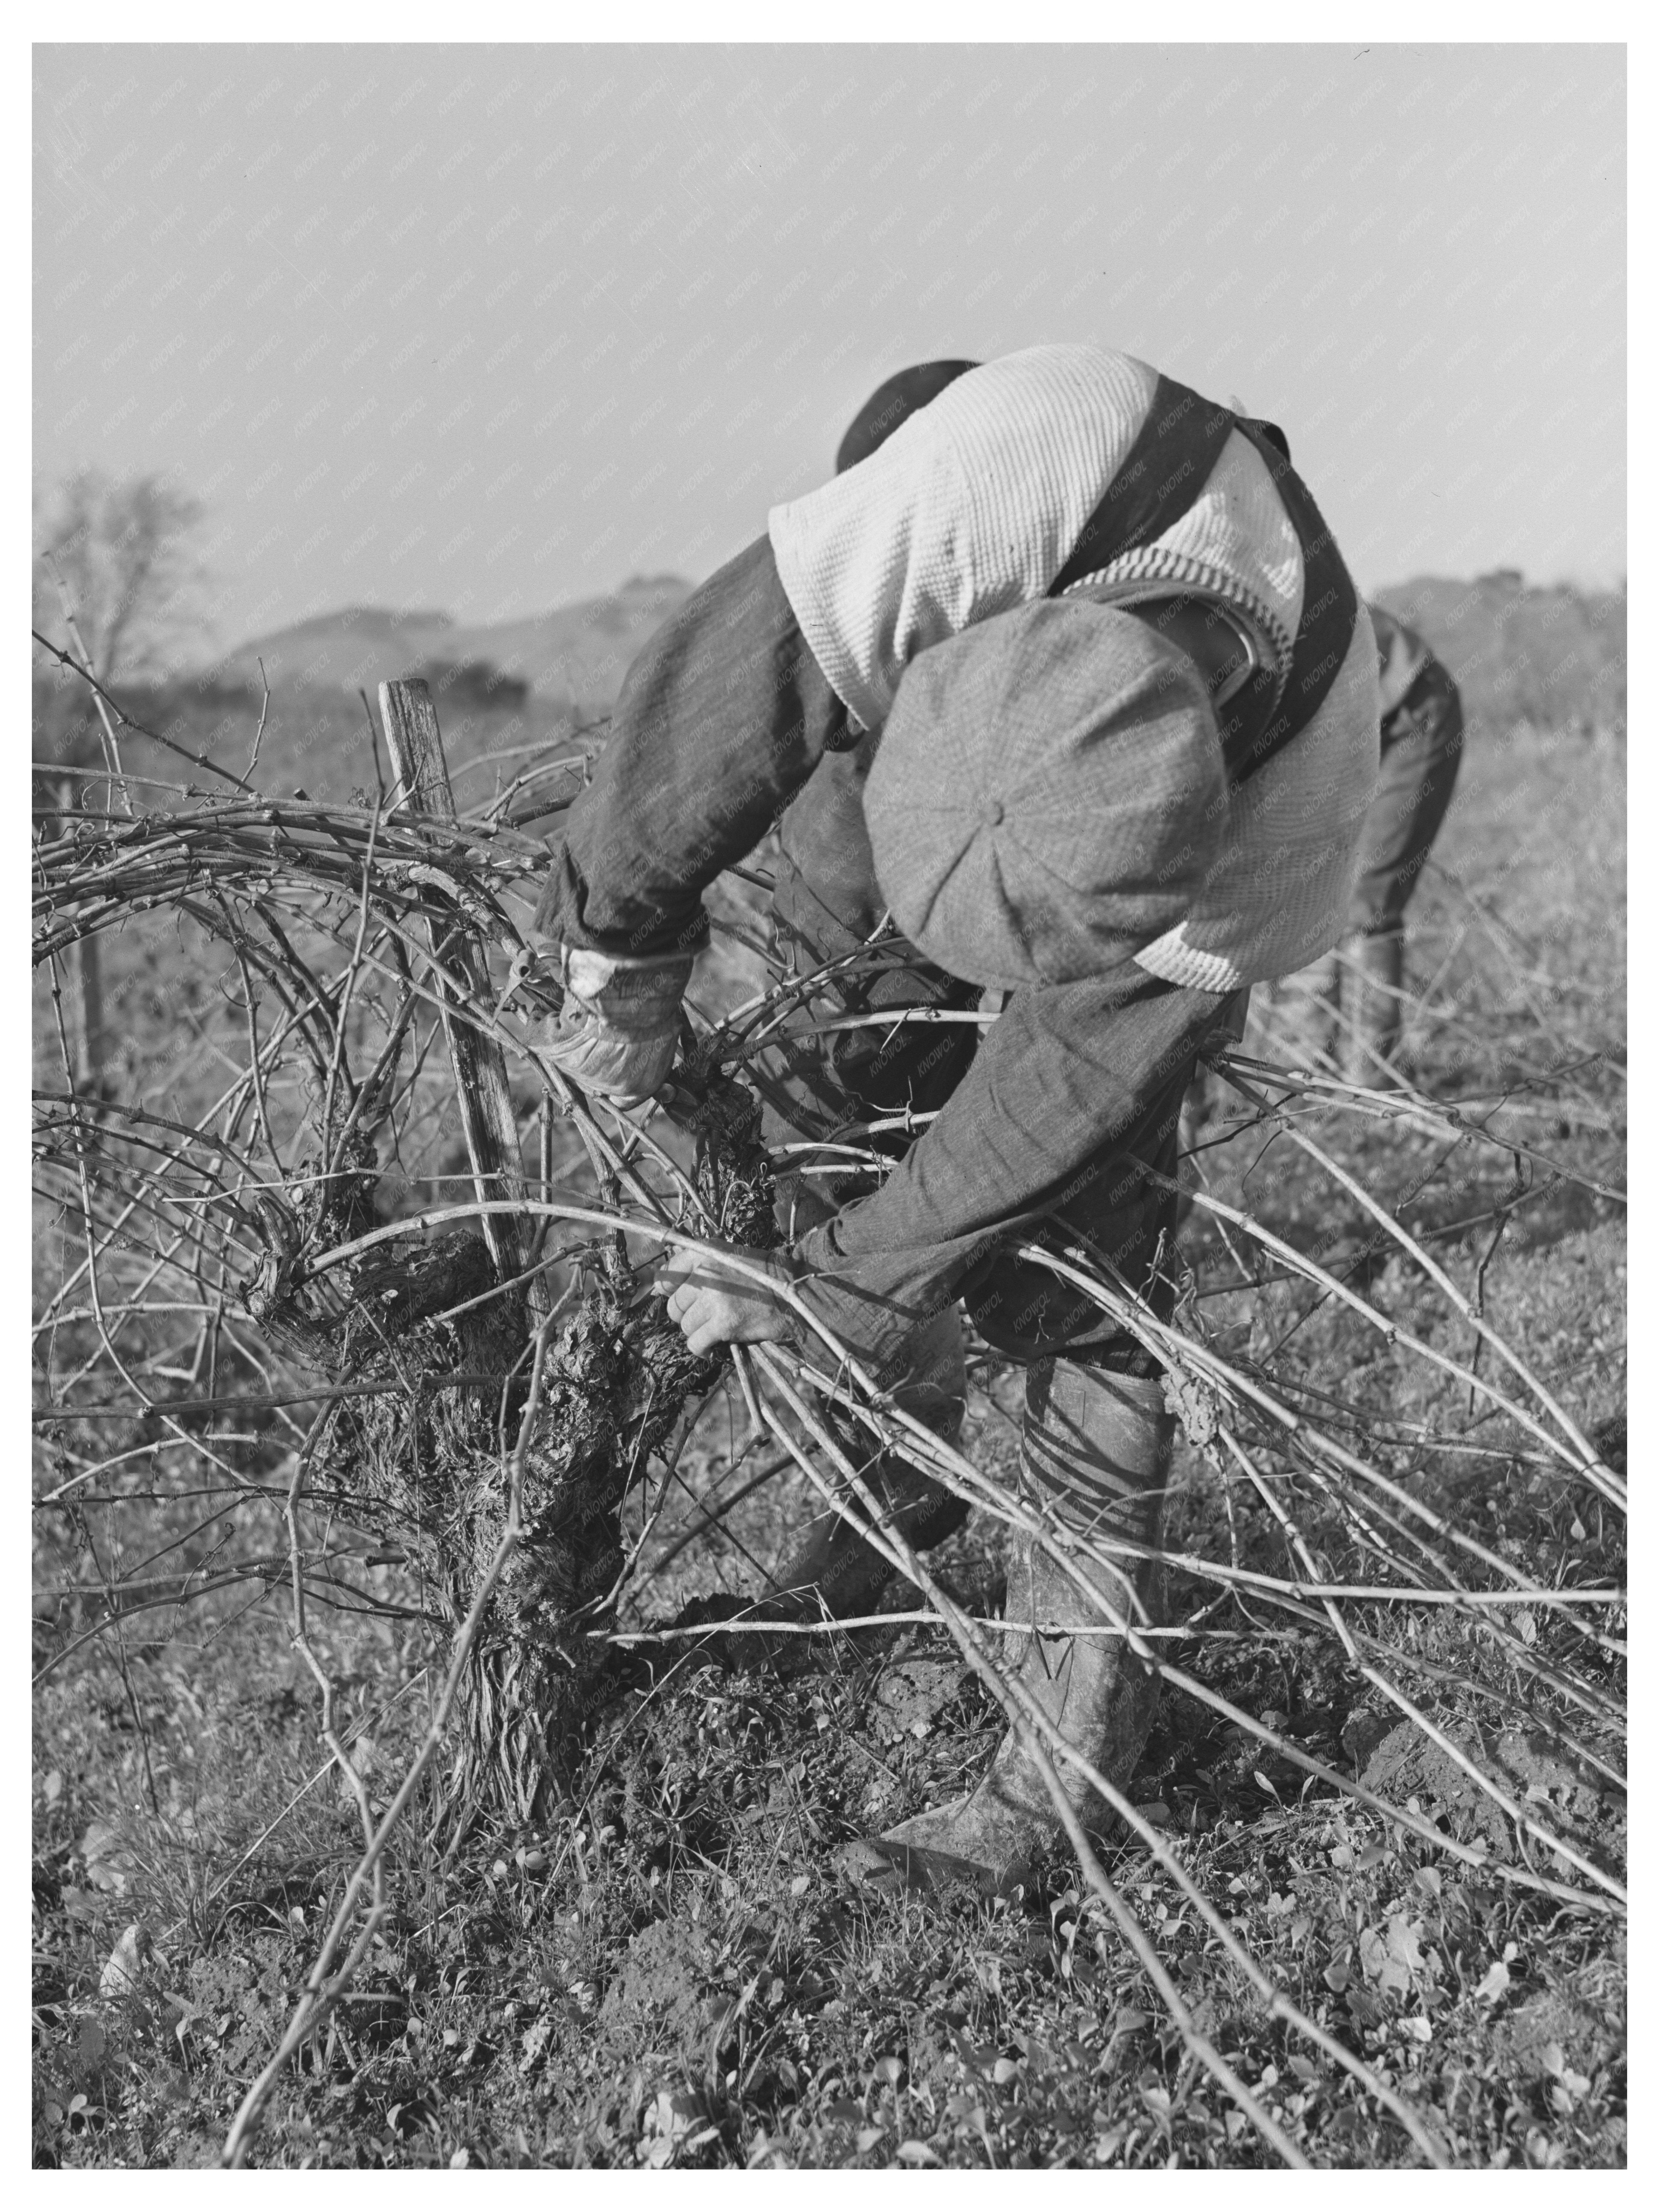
[31,663,1625,2170]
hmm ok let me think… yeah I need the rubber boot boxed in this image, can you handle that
[762,1307,969,1623]
[845,1363,1172,1896]
[1338,927,1406,1088]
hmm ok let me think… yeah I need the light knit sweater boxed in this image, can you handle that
[768,344,1380,993]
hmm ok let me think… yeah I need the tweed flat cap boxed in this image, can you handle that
[863,599,1226,988]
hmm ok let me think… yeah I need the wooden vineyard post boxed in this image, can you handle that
[58,778,107,1105]
[378,678,536,1302]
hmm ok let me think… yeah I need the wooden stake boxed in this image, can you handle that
[378,679,531,1292]
[59,777,106,1107]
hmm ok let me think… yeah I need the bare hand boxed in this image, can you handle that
[657,1245,798,1358]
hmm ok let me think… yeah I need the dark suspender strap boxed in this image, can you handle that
[1041,383,1360,791]
[1215,417,1360,788]
[1047,374,1236,600]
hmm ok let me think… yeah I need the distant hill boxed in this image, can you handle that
[1370,573,1625,733]
[216,567,1623,736]
[33,574,697,813]
[216,574,693,713]
[36,566,1624,818]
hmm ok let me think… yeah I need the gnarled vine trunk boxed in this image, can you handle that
[243,1071,776,1838]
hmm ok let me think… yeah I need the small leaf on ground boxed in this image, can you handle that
[98,1922,152,2000]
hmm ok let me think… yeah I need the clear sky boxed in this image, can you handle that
[33,41,1626,653]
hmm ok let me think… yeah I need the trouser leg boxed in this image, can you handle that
[1349,667,1464,940]
[846,980,1246,1892]
[751,910,981,1618]
[1336,926,1407,1086]
[1336,666,1462,1085]
[763,1303,971,1620]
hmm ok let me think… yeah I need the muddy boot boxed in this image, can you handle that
[763,1308,968,1623]
[844,1363,1171,1896]
[1338,927,1406,1088]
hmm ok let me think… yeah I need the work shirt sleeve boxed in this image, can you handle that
[532,535,853,960]
[1368,602,1433,720]
[787,964,1224,1379]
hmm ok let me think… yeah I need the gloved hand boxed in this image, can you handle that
[529,941,694,1108]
